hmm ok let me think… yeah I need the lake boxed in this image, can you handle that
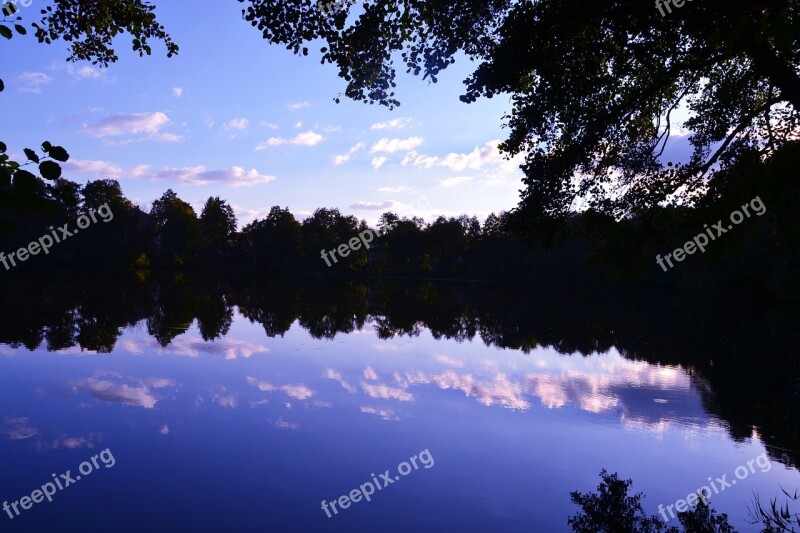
[1,273,798,531]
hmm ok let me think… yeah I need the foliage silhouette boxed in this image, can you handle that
[238,0,799,221]
[1,0,176,235]
[568,470,735,532]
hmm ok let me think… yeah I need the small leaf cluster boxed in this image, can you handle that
[0,141,70,194]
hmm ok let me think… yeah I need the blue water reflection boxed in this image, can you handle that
[1,310,798,532]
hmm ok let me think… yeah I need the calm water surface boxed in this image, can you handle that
[1,277,798,531]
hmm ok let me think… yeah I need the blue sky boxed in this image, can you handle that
[1,0,528,228]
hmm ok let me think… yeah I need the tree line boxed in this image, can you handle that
[0,140,797,293]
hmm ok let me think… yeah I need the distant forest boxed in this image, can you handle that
[1,141,798,295]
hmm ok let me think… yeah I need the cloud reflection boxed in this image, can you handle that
[52,434,99,449]
[245,377,314,401]
[70,375,176,409]
[324,368,357,393]
[361,381,414,402]
[213,394,238,408]
[382,356,705,432]
[121,336,269,360]
[360,406,398,421]
[398,371,527,409]
[3,417,38,440]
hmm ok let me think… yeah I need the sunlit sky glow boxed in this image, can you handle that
[2,1,533,227]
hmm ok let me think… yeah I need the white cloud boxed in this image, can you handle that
[16,72,52,93]
[288,101,311,110]
[406,141,516,172]
[82,112,169,137]
[150,132,184,143]
[223,118,249,131]
[363,367,378,380]
[402,141,526,191]
[292,130,324,145]
[62,159,125,180]
[370,137,424,154]
[294,121,303,129]
[371,157,387,170]
[130,164,151,178]
[66,64,103,80]
[49,61,107,81]
[80,112,181,143]
[173,87,183,98]
[349,201,395,210]
[259,138,287,148]
[146,166,276,187]
[371,117,412,130]
[439,176,474,188]
[333,142,366,165]
[260,121,278,129]
[256,130,323,150]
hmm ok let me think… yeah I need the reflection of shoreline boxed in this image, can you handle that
[51,336,270,360]
[0,275,796,469]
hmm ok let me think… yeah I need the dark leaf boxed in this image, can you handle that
[48,145,69,162]
[39,160,62,180]
[23,148,40,163]
[0,24,12,39]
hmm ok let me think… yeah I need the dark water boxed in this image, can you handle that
[1,273,798,531]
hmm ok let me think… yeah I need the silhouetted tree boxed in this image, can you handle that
[199,197,237,264]
[0,0,176,229]
[239,206,302,271]
[568,470,734,532]
[238,0,798,220]
[150,189,199,267]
